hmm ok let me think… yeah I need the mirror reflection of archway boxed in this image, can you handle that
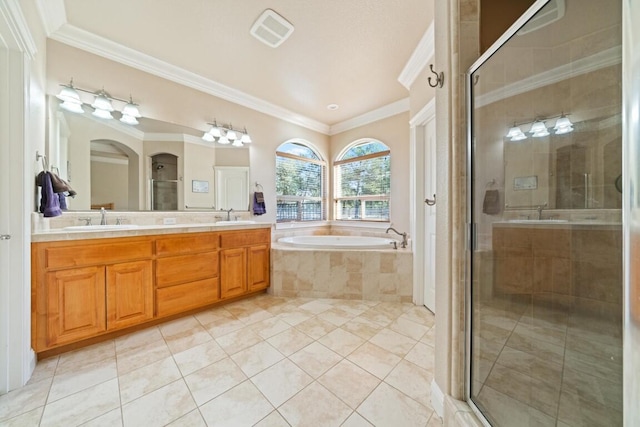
[90,139,140,210]
[151,153,178,210]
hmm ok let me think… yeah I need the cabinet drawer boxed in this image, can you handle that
[45,241,152,270]
[156,233,219,256]
[220,229,270,248]
[156,251,218,288]
[156,278,220,317]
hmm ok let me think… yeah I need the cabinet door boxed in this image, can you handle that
[220,247,247,298]
[248,244,270,291]
[46,266,106,346]
[106,260,153,330]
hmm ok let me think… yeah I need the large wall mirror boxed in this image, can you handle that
[46,98,251,212]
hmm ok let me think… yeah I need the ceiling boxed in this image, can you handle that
[44,0,433,131]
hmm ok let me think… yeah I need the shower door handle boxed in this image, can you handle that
[425,194,436,206]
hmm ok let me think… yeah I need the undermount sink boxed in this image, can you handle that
[215,220,257,226]
[63,224,140,231]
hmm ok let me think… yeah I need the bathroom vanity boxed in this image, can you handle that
[31,224,270,355]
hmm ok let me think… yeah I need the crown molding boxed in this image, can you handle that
[329,98,410,136]
[409,97,436,127]
[49,23,331,135]
[34,0,65,36]
[1,0,37,57]
[398,23,434,90]
[475,46,622,108]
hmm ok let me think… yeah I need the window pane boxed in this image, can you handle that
[336,155,390,197]
[341,140,388,160]
[276,156,322,197]
[275,142,325,223]
[278,142,320,160]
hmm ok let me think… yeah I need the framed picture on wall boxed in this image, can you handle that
[192,180,209,193]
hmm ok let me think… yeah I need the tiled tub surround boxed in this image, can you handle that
[0,294,442,427]
[271,245,413,302]
[272,222,413,302]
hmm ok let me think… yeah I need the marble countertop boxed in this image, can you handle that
[32,222,273,242]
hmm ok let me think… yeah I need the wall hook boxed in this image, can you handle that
[427,64,444,88]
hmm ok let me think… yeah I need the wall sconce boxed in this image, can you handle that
[505,113,573,141]
[202,120,252,146]
[56,78,142,125]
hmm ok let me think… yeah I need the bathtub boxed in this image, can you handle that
[271,234,413,302]
[278,235,396,249]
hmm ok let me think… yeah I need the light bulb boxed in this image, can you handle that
[60,101,84,114]
[226,129,237,140]
[92,108,113,120]
[232,139,243,147]
[202,132,215,142]
[120,114,139,125]
[92,92,114,112]
[218,136,230,145]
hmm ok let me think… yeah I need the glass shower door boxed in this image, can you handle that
[467,0,623,425]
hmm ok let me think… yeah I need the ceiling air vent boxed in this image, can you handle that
[517,0,565,36]
[250,9,294,48]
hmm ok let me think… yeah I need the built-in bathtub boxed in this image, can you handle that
[271,235,413,302]
[277,235,396,249]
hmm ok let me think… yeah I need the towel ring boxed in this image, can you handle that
[255,182,264,191]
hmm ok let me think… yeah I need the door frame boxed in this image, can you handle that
[410,98,436,308]
[0,0,37,393]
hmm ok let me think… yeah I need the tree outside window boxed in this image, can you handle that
[334,140,390,221]
[275,141,326,222]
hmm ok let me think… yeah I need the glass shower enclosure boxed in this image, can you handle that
[467,0,622,425]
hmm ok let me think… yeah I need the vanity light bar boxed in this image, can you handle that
[506,113,573,141]
[202,120,252,146]
[56,78,142,125]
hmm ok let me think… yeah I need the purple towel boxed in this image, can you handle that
[253,192,266,215]
[58,192,68,210]
[39,172,62,217]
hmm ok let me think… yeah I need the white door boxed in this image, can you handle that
[423,116,437,312]
[0,43,10,395]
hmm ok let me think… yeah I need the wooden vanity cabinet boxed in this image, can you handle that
[220,229,270,298]
[155,232,220,317]
[33,238,153,350]
[32,227,271,354]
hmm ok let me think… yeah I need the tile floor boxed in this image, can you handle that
[0,294,442,427]
[471,296,623,427]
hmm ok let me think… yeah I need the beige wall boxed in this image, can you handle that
[91,161,129,209]
[183,142,216,210]
[410,65,438,117]
[329,112,411,232]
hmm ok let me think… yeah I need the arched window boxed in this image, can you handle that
[275,141,326,222]
[334,139,390,221]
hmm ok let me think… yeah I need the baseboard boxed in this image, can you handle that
[431,379,445,417]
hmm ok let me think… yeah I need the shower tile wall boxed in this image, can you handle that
[472,223,622,426]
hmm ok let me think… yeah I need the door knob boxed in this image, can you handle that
[425,194,436,206]
[0,234,11,240]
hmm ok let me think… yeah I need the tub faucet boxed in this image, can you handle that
[100,207,107,225]
[385,227,408,248]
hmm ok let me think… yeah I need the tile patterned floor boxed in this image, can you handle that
[0,295,442,427]
[471,297,623,427]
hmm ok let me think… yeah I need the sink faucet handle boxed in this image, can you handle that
[78,217,92,226]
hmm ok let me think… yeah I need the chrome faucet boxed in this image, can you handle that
[385,227,408,248]
[100,207,107,225]
[221,208,234,221]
